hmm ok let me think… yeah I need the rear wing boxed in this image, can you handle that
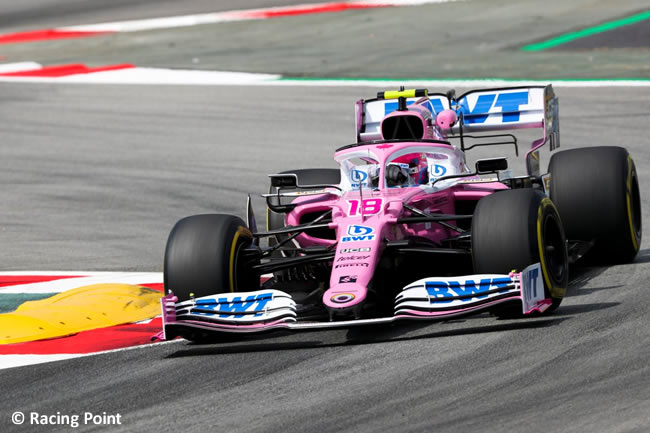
[355,85,560,175]
[356,91,446,142]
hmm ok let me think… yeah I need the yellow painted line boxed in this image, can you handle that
[0,284,162,345]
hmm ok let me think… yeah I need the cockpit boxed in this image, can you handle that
[337,144,470,191]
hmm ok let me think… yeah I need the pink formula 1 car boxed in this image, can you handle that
[161,86,641,341]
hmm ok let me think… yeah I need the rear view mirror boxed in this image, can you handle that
[475,158,508,174]
[269,173,298,188]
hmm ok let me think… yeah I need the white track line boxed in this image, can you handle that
[0,64,647,87]
[0,271,163,294]
[56,68,281,85]
[0,62,42,73]
[1,354,87,370]
[0,340,184,371]
[61,1,457,33]
[0,66,281,85]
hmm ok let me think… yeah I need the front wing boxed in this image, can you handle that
[161,264,550,339]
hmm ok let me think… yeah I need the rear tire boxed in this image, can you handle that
[548,146,641,264]
[164,214,259,302]
[472,189,568,315]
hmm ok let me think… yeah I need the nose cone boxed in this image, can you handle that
[323,283,367,311]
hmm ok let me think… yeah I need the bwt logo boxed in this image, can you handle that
[430,164,447,179]
[351,170,368,182]
[384,91,529,125]
[523,267,540,299]
[348,225,373,236]
[351,170,368,188]
[459,92,529,124]
[194,293,272,318]
[425,278,513,303]
[342,225,376,242]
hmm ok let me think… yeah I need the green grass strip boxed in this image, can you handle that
[521,10,650,51]
[0,293,58,314]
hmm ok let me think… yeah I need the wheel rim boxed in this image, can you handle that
[543,213,567,287]
[628,167,642,248]
[233,231,259,292]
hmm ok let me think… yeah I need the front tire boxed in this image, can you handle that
[472,189,569,314]
[164,214,259,302]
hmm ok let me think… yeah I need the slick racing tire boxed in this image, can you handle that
[267,168,340,247]
[548,146,641,264]
[164,214,259,302]
[472,189,568,315]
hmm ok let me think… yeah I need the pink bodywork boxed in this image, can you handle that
[285,138,508,314]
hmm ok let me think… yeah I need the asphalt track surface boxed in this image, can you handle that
[1,0,649,79]
[1,2,650,433]
[559,19,650,50]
